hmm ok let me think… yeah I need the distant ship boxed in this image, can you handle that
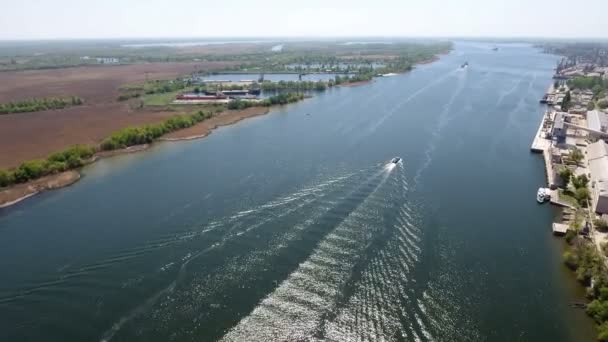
[492,47,499,51]
[461,61,469,68]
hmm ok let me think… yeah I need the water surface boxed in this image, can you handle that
[0,42,595,341]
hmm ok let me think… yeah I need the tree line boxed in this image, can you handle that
[101,111,213,150]
[227,93,305,110]
[0,96,83,114]
[563,235,608,341]
[259,80,327,91]
[118,80,190,101]
[0,145,95,187]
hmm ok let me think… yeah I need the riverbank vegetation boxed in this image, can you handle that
[118,79,191,101]
[563,233,608,341]
[0,145,94,187]
[101,111,213,150]
[227,93,305,110]
[259,80,328,91]
[0,96,83,114]
[0,110,215,188]
[567,76,608,109]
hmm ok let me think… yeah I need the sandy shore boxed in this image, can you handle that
[161,107,270,141]
[95,144,151,158]
[0,171,80,208]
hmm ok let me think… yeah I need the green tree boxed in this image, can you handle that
[575,187,590,205]
[572,174,589,189]
[598,321,608,342]
[558,167,573,186]
[564,250,579,270]
[0,169,14,187]
[562,90,571,111]
[569,148,584,165]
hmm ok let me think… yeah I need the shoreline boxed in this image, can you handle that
[0,107,271,208]
[0,171,80,209]
[0,54,446,209]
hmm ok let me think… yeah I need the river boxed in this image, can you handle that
[0,41,597,341]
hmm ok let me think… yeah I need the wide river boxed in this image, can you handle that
[0,42,597,341]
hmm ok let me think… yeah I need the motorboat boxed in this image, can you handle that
[461,61,469,68]
[537,188,551,203]
[390,157,401,164]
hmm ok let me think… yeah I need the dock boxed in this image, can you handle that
[552,223,569,236]
[530,111,556,187]
[530,111,552,153]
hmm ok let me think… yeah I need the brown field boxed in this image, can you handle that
[0,62,236,168]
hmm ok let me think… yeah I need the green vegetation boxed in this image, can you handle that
[568,76,608,96]
[0,145,95,187]
[0,111,215,188]
[227,93,305,110]
[101,111,212,150]
[567,76,608,111]
[0,96,83,114]
[596,219,608,232]
[259,80,327,91]
[561,90,572,111]
[568,147,585,165]
[563,223,608,341]
[119,79,190,101]
[559,167,573,185]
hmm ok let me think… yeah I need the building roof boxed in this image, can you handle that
[553,112,565,130]
[588,110,608,132]
[588,140,608,161]
[589,155,608,192]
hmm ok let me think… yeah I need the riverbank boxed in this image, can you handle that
[0,170,80,208]
[338,80,373,87]
[0,106,271,208]
[0,50,451,209]
[161,107,269,140]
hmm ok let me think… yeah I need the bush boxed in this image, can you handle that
[598,321,608,342]
[588,300,608,323]
[0,169,14,187]
[558,167,573,186]
[596,219,608,232]
[569,147,584,165]
[575,187,590,205]
[0,144,96,188]
[565,229,577,245]
[101,111,213,151]
[572,174,589,189]
[564,250,579,270]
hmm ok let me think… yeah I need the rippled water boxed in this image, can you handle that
[0,41,596,341]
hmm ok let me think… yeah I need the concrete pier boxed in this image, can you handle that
[530,111,556,187]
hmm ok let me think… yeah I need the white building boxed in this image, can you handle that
[587,110,608,133]
[587,140,608,214]
[95,57,119,64]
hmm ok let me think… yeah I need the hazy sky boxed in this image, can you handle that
[1,0,607,40]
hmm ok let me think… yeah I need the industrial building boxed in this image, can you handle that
[587,140,608,214]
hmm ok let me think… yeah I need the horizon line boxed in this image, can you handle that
[1,35,608,43]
